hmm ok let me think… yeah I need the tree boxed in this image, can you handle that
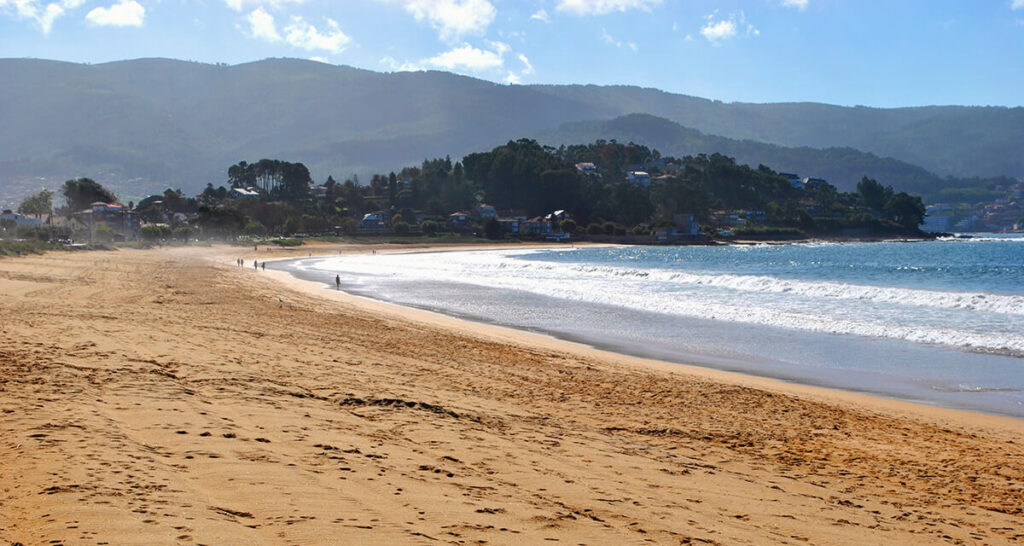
[885,192,926,230]
[559,218,577,234]
[140,225,172,242]
[482,217,504,239]
[173,226,194,242]
[857,177,892,213]
[18,190,53,218]
[195,205,247,238]
[62,178,117,215]
[93,224,116,242]
[421,220,440,235]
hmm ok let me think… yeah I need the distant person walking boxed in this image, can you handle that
[254,260,258,270]
[335,275,341,290]
[261,262,266,270]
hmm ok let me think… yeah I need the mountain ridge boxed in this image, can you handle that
[1,57,1020,204]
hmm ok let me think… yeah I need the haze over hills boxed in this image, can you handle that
[1,57,1020,204]
[532,113,1018,198]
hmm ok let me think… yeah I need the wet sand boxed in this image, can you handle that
[1,243,1022,545]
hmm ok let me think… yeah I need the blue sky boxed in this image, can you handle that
[1,0,1022,107]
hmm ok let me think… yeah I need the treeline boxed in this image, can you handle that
[7,139,927,242]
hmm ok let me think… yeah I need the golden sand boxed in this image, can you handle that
[1,243,1022,544]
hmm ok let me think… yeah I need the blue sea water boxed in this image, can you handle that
[276,235,1024,418]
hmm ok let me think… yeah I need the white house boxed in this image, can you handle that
[626,171,651,187]
[231,187,260,200]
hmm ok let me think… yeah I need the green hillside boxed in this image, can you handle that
[0,57,1019,206]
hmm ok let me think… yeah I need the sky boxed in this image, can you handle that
[1,0,1022,108]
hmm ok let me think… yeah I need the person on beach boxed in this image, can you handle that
[254,260,258,270]
[261,262,265,270]
[335,275,341,290]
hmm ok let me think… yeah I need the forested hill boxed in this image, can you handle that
[533,114,1015,200]
[1,57,1020,203]
[0,58,603,198]
[527,85,1024,180]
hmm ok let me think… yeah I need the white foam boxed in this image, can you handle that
[308,248,1024,357]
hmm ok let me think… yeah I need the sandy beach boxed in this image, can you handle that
[1,243,1022,545]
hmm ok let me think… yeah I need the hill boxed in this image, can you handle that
[0,57,1020,205]
[533,114,1011,199]
[527,85,1024,180]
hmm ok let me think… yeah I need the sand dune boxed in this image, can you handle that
[1,244,1022,545]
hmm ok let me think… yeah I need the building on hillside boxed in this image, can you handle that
[475,204,498,219]
[575,162,598,176]
[802,177,827,191]
[448,211,473,231]
[655,214,704,243]
[357,211,390,232]
[231,187,260,200]
[0,210,43,228]
[497,208,529,221]
[543,210,572,231]
[710,210,747,227]
[72,202,140,241]
[626,171,651,187]
[780,173,804,189]
[520,217,552,236]
[498,218,520,234]
[744,210,768,224]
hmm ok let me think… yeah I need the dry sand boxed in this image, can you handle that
[1,243,1022,545]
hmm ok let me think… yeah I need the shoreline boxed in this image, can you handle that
[2,244,1022,544]
[268,245,1024,422]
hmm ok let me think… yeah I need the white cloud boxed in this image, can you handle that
[700,18,735,43]
[781,0,808,10]
[224,0,305,12]
[505,52,533,84]
[391,41,525,79]
[0,0,85,34]
[85,0,144,27]
[701,11,757,44]
[601,26,621,47]
[517,53,533,75]
[244,8,351,53]
[385,0,496,41]
[627,41,637,52]
[245,7,281,41]
[1013,0,1024,10]
[486,39,509,55]
[530,7,549,22]
[556,0,661,16]
[422,43,504,71]
[283,16,350,53]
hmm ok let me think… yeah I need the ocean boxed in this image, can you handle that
[275,235,1024,418]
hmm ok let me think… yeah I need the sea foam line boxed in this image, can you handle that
[305,252,1024,357]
